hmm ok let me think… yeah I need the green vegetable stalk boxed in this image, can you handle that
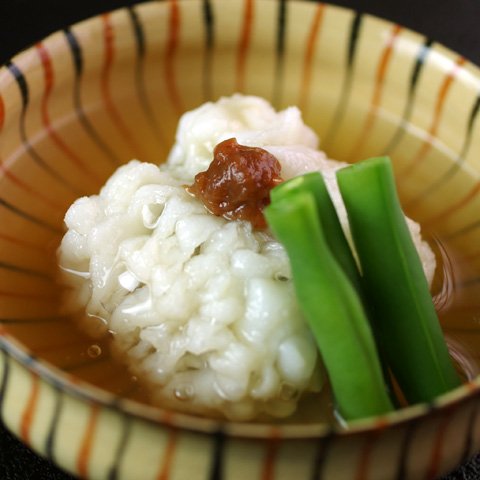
[270,172,362,294]
[272,174,399,406]
[336,156,461,404]
[265,190,394,421]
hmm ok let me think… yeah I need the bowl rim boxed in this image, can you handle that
[2,325,480,439]
[1,0,480,441]
[0,325,480,440]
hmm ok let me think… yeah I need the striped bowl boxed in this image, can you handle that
[1,1,480,479]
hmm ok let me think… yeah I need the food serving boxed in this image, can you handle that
[58,94,459,423]
[3,3,480,478]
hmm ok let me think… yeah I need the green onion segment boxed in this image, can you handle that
[336,156,461,404]
[265,190,394,421]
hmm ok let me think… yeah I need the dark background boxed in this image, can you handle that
[2,0,480,65]
[1,0,480,478]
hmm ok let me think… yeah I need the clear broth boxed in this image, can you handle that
[4,207,480,426]
[3,93,480,425]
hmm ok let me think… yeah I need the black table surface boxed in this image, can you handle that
[1,0,480,478]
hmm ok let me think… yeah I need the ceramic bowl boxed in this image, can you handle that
[1,1,480,479]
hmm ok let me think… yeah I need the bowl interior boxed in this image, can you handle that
[1,0,480,433]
